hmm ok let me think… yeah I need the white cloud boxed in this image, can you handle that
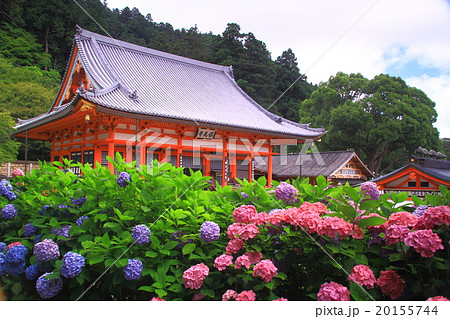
[405,74,450,138]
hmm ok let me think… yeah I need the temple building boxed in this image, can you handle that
[13,27,325,186]
[372,155,450,197]
[254,150,374,185]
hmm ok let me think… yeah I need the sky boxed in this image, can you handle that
[105,0,450,138]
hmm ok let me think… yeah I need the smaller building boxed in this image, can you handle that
[254,150,374,185]
[373,155,450,197]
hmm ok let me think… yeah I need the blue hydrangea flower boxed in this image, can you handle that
[5,244,27,264]
[57,204,68,210]
[4,261,26,277]
[71,196,86,207]
[76,216,90,226]
[2,203,17,220]
[24,223,37,237]
[36,272,63,299]
[0,179,13,195]
[0,252,5,275]
[241,192,249,199]
[117,172,131,187]
[60,251,85,278]
[0,242,6,252]
[413,205,428,217]
[34,239,60,262]
[4,191,16,201]
[199,221,220,243]
[274,182,299,204]
[25,264,41,280]
[123,258,143,280]
[360,181,380,200]
[131,224,151,245]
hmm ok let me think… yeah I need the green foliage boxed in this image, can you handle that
[0,112,19,163]
[300,72,441,174]
[1,161,448,301]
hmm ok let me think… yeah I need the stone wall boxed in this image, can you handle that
[0,161,40,178]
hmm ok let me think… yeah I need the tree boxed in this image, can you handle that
[0,112,19,163]
[300,72,441,174]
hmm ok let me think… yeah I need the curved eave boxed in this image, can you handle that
[13,96,80,139]
[373,164,450,187]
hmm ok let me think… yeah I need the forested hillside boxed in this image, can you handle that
[0,0,445,173]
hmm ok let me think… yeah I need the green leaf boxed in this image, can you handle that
[162,241,179,251]
[349,281,372,301]
[155,289,168,297]
[11,282,22,295]
[138,286,154,292]
[168,283,183,293]
[81,241,94,249]
[357,216,387,228]
[102,233,111,247]
[182,243,196,255]
[359,200,380,211]
[145,251,158,258]
[88,253,105,265]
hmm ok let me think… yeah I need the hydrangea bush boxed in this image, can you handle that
[0,155,449,301]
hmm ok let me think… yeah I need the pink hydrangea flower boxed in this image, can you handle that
[235,255,251,269]
[426,296,449,301]
[266,209,286,226]
[295,211,322,233]
[214,254,233,271]
[348,265,376,289]
[233,205,258,224]
[251,212,269,225]
[182,263,209,290]
[299,201,328,215]
[236,290,256,301]
[377,270,405,300]
[227,223,245,239]
[385,225,410,245]
[222,289,238,301]
[272,297,288,301]
[243,251,263,265]
[226,238,244,255]
[385,212,417,228]
[414,206,450,230]
[404,229,444,258]
[238,224,260,240]
[253,259,278,282]
[317,217,353,238]
[317,282,350,301]
[11,168,25,178]
[150,297,165,301]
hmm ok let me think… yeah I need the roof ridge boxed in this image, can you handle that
[76,27,233,75]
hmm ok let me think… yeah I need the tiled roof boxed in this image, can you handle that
[15,27,325,139]
[372,163,450,184]
[255,150,371,177]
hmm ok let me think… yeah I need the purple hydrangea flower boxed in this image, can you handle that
[57,204,68,210]
[123,258,143,280]
[40,205,51,215]
[34,239,60,262]
[76,216,90,226]
[360,181,380,200]
[274,182,299,204]
[199,221,220,243]
[117,172,131,188]
[241,192,249,199]
[71,196,86,207]
[5,244,27,264]
[51,225,71,239]
[25,264,41,280]
[131,224,151,245]
[24,223,37,237]
[2,204,17,220]
[36,272,63,299]
[413,205,428,217]
[4,191,16,201]
[0,242,6,252]
[60,251,85,278]
[0,179,13,195]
